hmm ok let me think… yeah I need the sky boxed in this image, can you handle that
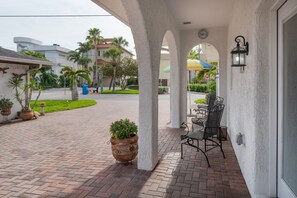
[0,0,135,52]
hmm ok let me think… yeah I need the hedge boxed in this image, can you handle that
[127,85,168,94]
[188,84,207,93]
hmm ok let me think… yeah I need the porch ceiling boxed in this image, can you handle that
[92,0,235,29]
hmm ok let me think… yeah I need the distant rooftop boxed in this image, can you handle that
[14,37,71,54]
[0,47,52,67]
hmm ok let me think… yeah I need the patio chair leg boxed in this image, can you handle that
[218,128,226,159]
[201,150,211,167]
[181,143,184,159]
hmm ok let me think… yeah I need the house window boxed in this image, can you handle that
[98,51,101,56]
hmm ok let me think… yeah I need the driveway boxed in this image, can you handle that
[0,90,250,197]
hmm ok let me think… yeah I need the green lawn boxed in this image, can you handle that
[101,89,139,94]
[194,98,206,104]
[30,100,97,113]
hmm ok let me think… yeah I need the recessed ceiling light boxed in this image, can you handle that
[183,21,191,25]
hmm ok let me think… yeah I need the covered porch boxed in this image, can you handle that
[0,94,249,197]
[92,0,293,197]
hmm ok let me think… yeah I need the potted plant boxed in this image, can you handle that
[110,119,138,162]
[0,97,13,116]
[8,73,34,120]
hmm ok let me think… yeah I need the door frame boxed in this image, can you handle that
[267,0,287,197]
[277,0,297,197]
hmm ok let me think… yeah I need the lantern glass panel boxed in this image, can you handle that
[239,53,245,65]
[233,53,240,65]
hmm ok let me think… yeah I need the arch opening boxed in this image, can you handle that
[158,30,180,128]
[186,42,220,116]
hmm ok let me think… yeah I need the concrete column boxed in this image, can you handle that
[165,31,181,128]
[122,0,163,170]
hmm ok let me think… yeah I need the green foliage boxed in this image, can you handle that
[194,98,206,104]
[110,119,137,140]
[86,28,103,47]
[31,100,96,113]
[112,36,129,49]
[61,66,91,100]
[209,61,218,67]
[127,77,138,86]
[158,86,168,94]
[127,85,139,90]
[187,49,199,60]
[8,73,27,110]
[208,80,216,93]
[188,84,208,93]
[58,75,71,87]
[103,47,123,65]
[20,50,47,60]
[101,57,138,90]
[67,50,91,69]
[86,28,103,86]
[0,97,13,109]
[117,58,138,90]
[101,63,116,77]
[101,89,139,94]
[196,66,216,82]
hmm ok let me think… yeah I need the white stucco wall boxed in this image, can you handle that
[0,63,29,120]
[227,0,273,197]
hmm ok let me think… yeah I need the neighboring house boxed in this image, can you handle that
[87,38,134,87]
[93,1,297,197]
[0,47,51,120]
[14,37,76,75]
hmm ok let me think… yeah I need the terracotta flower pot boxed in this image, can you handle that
[1,107,11,116]
[20,110,34,121]
[110,135,138,162]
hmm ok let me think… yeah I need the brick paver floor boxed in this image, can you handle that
[0,95,250,197]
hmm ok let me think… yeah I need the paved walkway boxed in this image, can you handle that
[0,93,250,197]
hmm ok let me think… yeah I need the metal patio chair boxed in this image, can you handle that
[194,92,216,117]
[181,103,225,167]
[191,96,224,129]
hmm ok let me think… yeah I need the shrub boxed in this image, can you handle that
[127,77,138,85]
[188,84,208,93]
[127,85,139,90]
[0,97,13,109]
[158,86,167,94]
[208,80,216,93]
[194,98,206,104]
[110,119,138,140]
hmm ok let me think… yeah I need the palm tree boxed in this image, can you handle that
[112,36,129,49]
[86,28,103,88]
[61,67,91,101]
[77,56,92,69]
[103,47,123,92]
[67,50,81,65]
[78,42,92,54]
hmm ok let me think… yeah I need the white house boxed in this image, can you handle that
[92,0,297,197]
[14,37,76,75]
[0,47,51,121]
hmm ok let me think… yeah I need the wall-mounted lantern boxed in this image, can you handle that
[231,35,249,69]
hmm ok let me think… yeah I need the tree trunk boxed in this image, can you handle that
[109,76,113,90]
[94,45,98,87]
[72,79,79,101]
[112,66,116,92]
